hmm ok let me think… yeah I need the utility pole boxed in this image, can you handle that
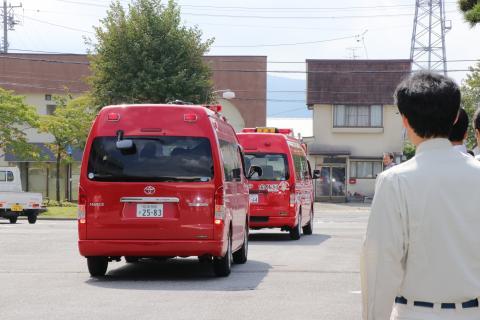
[410,0,451,75]
[1,0,22,54]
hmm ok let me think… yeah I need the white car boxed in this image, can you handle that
[0,167,43,224]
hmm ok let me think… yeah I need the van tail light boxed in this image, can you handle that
[214,186,225,224]
[184,114,198,122]
[289,184,296,208]
[107,112,120,121]
[78,186,86,224]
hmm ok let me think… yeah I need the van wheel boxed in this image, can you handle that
[213,230,232,277]
[28,214,37,224]
[9,216,18,224]
[233,223,248,264]
[289,212,302,240]
[302,207,314,235]
[87,257,108,277]
[125,256,139,263]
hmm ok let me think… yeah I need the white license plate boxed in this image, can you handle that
[249,194,259,204]
[136,204,163,218]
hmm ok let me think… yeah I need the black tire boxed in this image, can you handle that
[87,257,108,277]
[289,211,302,240]
[197,255,212,263]
[9,216,18,224]
[125,256,139,263]
[233,222,248,264]
[213,229,232,277]
[27,214,37,224]
[302,206,314,235]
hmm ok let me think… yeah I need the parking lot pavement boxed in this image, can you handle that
[0,203,370,320]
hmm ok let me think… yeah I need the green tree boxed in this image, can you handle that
[458,0,480,26]
[0,87,39,160]
[461,61,480,149]
[403,141,416,160]
[39,94,96,201]
[88,0,214,107]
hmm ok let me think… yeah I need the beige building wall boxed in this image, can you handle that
[312,104,404,157]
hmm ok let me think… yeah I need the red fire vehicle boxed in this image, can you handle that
[237,128,318,240]
[78,104,254,277]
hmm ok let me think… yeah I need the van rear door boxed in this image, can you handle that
[84,136,215,240]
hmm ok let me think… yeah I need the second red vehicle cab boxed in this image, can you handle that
[78,104,251,277]
[237,128,317,240]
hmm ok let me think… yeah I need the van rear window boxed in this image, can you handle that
[245,153,289,181]
[87,137,213,182]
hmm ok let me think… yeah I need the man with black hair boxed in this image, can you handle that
[449,108,471,155]
[361,71,480,320]
[473,108,480,160]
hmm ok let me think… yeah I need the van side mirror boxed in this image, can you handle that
[247,166,262,179]
[312,169,321,179]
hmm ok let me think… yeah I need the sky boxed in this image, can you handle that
[5,0,480,115]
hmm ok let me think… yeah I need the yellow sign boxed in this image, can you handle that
[256,127,276,133]
[11,204,23,212]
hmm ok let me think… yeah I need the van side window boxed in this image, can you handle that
[7,171,14,182]
[220,140,241,182]
[293,154,303,180]
[0,171,6,181]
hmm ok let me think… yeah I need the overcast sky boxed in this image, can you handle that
[8,0,480,85]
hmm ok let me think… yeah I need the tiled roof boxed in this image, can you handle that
[306,59,412,106]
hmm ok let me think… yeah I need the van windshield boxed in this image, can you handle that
[87,136,213,182]
[244,153,289,181]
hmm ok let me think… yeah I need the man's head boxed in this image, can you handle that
[394,71,460,144]
[474,107,480,147]
[448,108,469,144]
[383,152,394,166]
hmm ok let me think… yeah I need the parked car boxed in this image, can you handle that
[237,128,317,240]
[0,167,43,224]
[78,104,252,277]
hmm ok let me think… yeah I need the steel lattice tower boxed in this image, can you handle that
[410,0,451,75]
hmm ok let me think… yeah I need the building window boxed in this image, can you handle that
[333,105,383,128]
[350,161,382,179]
[46,105,57,115]
[45,94,52,101]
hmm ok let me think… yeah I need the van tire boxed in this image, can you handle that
[87,257,108,277]
[213,230,232,277]
[27,214,37,224]
[302,207,314,235]
[125,256,139,263]
[9,216,18,224]
[289,211,302,240]
[233,223,248,264]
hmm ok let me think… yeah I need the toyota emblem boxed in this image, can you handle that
[144,186,156,195]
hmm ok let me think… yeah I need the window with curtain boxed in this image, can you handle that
[333,105,383,127]
[350,161,383,179]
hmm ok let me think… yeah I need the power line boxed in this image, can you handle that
[22,15,94,34]
[213,35,358,48]
[181,10,457,20]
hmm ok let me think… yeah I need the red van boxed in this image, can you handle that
[78,104,251,277]
[237,128,316,240]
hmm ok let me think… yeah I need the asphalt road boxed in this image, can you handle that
[0,203,370,320]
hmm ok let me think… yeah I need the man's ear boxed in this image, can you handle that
[476,129,480,138]
[401,115,410,129]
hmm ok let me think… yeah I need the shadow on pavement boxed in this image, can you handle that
[249,233,331,246]
[85,258,270,292]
